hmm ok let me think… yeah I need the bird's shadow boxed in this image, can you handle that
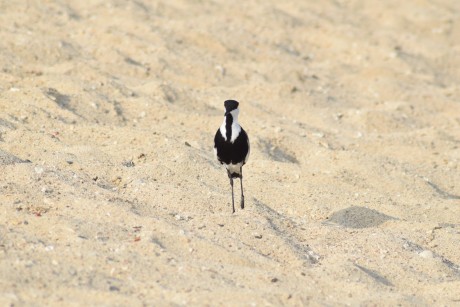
[325,206,396,228]
[253,198,320,264]
[354,264,394,286]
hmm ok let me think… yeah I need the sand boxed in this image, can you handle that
[1,0,460,305]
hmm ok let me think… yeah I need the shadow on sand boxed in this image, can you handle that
[327,206,395,228]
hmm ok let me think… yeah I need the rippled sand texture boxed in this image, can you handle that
[1,0,460,305]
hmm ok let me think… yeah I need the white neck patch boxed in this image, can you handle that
[219,108,241,143]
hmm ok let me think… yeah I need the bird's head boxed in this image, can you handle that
[224,100,239,116]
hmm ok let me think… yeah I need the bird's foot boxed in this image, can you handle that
[241,196,245,209]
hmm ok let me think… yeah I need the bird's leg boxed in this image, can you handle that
[228,170,235,213]
[230,177,235,213]
[240,167,245,209]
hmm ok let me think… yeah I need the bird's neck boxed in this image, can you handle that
[225,114,234,141]
[220,112,240,142]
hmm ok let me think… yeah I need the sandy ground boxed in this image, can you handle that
[1,0,460,305]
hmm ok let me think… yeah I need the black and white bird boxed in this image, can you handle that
[214,100,250,213]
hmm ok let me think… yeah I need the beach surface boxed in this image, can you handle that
[1,0,460,305]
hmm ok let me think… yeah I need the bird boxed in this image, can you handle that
[214,99,250,213]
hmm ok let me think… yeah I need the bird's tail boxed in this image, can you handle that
[229,172,241,179]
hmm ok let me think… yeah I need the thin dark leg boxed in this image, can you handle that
[230,177,235,213]
[227,170,235,213]
[240,167,244,209]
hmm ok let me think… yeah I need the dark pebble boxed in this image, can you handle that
[109,285,120,292]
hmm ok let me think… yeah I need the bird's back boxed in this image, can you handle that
[214,128,249,166]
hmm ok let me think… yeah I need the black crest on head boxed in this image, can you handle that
[224,100,239,113]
